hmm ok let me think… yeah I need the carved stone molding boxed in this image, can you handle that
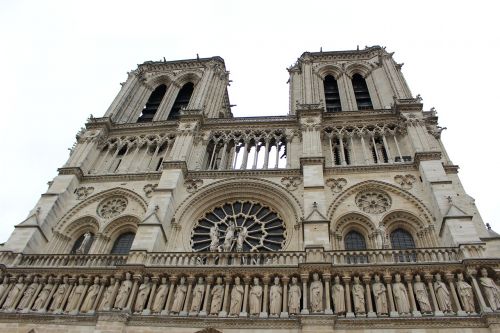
[74,187,94,200]
[394,174,417,190]
[280,176,302,191]
[143,184,157,198]
[325,178,347,193]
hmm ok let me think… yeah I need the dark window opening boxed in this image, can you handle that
[110,232,135,254]
[156,157,163,171]
[334,145,341,166]
[352,74,373,110]
[168,82,194,120]
[391,228,416,262]
[395,156,412,163]
[137,84,167,123]
[324,75,342,112]
[345,231,367,250]
[344,145,351,165]
[70,233,94,254]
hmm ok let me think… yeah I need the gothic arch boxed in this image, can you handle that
[345,62,373,79]
[315,64,343,80]
[146,73,174,89]
[327,180,434,226]
[332,212,376,250]
[381,210,433,248]
[175,177,303,252]
[101,215,141,253]
[173,70,202,87]
[58,215,99,239]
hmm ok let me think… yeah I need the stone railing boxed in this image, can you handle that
[3,253,128,268]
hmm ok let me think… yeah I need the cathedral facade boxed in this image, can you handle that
[0,46,499,333]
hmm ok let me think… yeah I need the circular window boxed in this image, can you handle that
[355,190,391,214]
[97,197,128,219]
[191,201,286,252]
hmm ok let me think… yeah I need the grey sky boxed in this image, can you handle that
[0,0,499,243]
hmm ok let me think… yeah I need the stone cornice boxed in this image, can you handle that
[300,157,326,168]
[162,161,188,177]
[444,164,460,174]
[57,167,84,181]
[137,56,226,72]
[414,151,442,165]
[188,168,301,179]
[324,162,416,175]
[81,172,161,183]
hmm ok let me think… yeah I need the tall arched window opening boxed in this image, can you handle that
[168,82,194,120]
[345,230,368,263]
[137,84,167,123]
[324,75,341,112]
[352,74,373,110]
[70,232,94,254]
[110,232,135,254]
[391,228,416,262]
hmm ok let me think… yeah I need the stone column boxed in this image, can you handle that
[143,276,158,315]
[363,274,376,318]
[344,276,354,318]
[240,140,249,169]
[384,274,398,317]
[405,273,421,317]
[446,273,465,316]
[240,276,250,317]
[199,276,212,317]
[425,274,443,316]
[468,270,492,313]
[219,276,231,317]
[125,275,140,313]
[381,134,392,163]
[359,135,370,164]
[180,276,194,316]
[281,276,289,318]
[260,276,270,318]
[162,276,177,315]
[300,275,309,315]
[324,274,333,314]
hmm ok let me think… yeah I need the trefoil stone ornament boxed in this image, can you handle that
[325,178,347,193]
[143,184,157,198]
[74,186,94,200]
[280,176,302,191]
[184,178,203,193]
[394,174,417,190]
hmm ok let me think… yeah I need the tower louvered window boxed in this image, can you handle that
[324,75,341,112]
[137,84,167,122]
[168,82,194,120]
[352,74,373,110]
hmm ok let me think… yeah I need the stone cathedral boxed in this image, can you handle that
[1,46,500,333]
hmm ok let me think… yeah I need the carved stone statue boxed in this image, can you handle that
[413,275,432,313]
[80,277,100,313]
[17,276,39,310]
[209,277,224,315]
[50,276,69,311]
[479,268,500,311]
[99,277,115,311]
[288,276,301,315]
[249,277,262,316]
[393,274,410,315]
[434,273,452,312]
[223,221,236,252]
[2,276,24,310]
[375,224,387,249]
[66,277,85,312]
[0,277,9,300]
[236,226,248,252]
[209,225,219,252]
[310,273,323,313]
[229,276,244,316]
[75,231,93,254]
[134,276,151,313]
[189,277,205,314]
[170,276,187,314]
[33,277,54,311]
[152,277,168,313]
[114,273,132,310]
[269,277,282,316]
[456,273,475,313]
[372,274,388,315]
[352,276,365,315]
[332,276,345,315]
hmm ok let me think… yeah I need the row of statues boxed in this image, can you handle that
[0,269,498,317]
[209,222,248,252]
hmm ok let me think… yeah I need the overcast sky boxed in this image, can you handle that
[0,0,499,244]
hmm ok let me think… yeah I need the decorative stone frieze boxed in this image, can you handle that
[325,177,347,193]
[394,174,417,189]
[280,176,302,191]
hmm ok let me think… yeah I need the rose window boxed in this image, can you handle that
[97,196,128,219]
[191,201,286,252]
[355,190,391,214]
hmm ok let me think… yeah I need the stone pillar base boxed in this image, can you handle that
[259,312,268,318]
[179,311,188,316]
[142,309,151,315]
[301,309,310,315]
[434,310,444,316]
[218,311,227,317]
[239,311,248,317]
[356,313,367,318]
[325,309,333,315]
[346,312,355,318]
[198,310,207,317]
[412,310,422,317]
[188,311,199,316]
[280,311,289,318]
[367,311,377,318]
[390,311,399,317]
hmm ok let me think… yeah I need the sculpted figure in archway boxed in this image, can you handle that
[209,277,224,315]
[134,276,151,313]
[269,277,282,316]
[310,273,323,313]
[170,276,187,314]
[413,275,432,313]
[66,277,85,312]
[332,276,345,315]
[33,277,54,311]
[209,225,219,252]
[114,273,132,310]
[223,221,236,252]
[434,273,452,313]
[479,268,500,311]
[190,277,205,314]
[288,277,301,315]
[236,227,248,252]
[17,276,39,311]
[229,277,244,316]
[249,277,262,316]
[80,277,100,313]
[375,224,387,249]
[75,231,93,254]
[50,276,69,312]
[2,276,24,310]
[352,276,365,315]
[152,277,168,313]
[372,274,388,315]
[393,274,410,315]
[99,277,116,311]
[0,277,9,301]
[456,273,475,313]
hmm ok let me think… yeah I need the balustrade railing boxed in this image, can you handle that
[13,253,128,268]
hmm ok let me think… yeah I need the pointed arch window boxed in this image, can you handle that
[137,84,167,123]
[352,73,373,110]
[70,232,94,254]
[168,82,194,120]
[110,232,135,254]
[324,75,341,112]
